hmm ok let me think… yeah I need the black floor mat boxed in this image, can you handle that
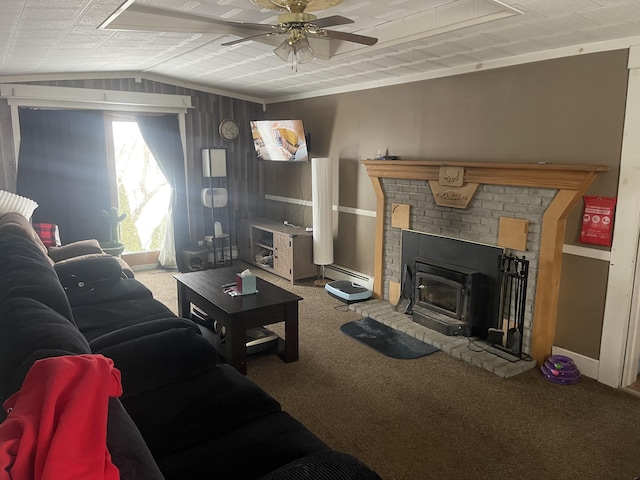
[340,317,440,359]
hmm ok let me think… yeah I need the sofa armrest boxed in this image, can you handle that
[54,254,126,290]
[49,240,135,278]
[47,239,103,262]
[0,233,74,323]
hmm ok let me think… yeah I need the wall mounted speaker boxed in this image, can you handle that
[182,247,209,272]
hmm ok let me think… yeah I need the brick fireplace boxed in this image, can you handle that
[361,160,607,365]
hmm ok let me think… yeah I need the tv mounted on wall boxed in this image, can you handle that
[250,119,309,162]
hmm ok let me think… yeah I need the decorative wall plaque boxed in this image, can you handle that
[391,203,410,229]
[429,181,479,209]
[429,166,478,208]
[439,166,465,187]
[498,217,529,251]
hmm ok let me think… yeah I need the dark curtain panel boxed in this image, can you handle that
[135,114,188,271]
[16,109,110,244]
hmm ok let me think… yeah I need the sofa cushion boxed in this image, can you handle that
[0,297,91,406]
[89,317,200,353]
[156,411,330,480]
[0,232,74,323]
[121,363,283,458]
[73,296,177,342]
[93,322,218,398]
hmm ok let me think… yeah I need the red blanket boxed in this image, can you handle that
[0,354,122,480]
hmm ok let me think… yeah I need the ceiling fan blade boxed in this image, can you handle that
[321,29,378,46]
[225,22,278,33]
[101,3,274,35]
[312,15,354,28]
[222,32,275,46]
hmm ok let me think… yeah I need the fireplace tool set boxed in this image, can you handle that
[393,247,530,358]
[393,263,413,314]
[490,254,529,358]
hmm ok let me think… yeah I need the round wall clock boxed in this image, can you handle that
[219,118,240,141]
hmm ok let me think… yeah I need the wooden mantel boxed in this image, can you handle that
[361,160,609,366]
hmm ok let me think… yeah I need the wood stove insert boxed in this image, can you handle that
[412,258,479,337]
[401,230,503,339]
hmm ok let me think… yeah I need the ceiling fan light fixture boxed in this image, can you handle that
[274,39,294,62]
[294,36,314,64]
[274,31,315,65]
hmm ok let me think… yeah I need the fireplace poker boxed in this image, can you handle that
[393,263,413,314]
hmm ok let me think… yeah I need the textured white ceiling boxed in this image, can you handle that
[1,0,640,103]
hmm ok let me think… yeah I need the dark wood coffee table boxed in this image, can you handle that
[174,267,302,374]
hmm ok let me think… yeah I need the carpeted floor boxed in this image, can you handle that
[135,264,640,480]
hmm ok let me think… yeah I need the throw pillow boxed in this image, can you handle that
[33,223,61,247]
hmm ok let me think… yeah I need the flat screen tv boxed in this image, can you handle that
[250,119,309,162]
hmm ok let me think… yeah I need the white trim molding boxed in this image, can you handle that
[0,83,193,113]
[267,36,640,104]
[628,45,640,69]
[551,346,599,380]
[562,244,611,261]
[264,194,375,218]
[598,45,640,388]
[265,194,312,209]
[338,205,376,218]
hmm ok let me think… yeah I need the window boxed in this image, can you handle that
[109,119,171,254]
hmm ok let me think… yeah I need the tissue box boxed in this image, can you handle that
[236,271,257,295]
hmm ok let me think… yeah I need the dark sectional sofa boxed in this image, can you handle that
[0,212,380,480]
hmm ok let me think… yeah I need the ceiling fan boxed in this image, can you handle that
[224,0,378,64]
[101,0,378,66]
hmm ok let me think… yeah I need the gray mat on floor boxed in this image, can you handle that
[340,317,440,359]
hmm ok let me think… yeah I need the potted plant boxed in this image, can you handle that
[100,207,127,257]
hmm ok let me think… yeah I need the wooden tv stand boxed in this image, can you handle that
[237,218,316,284]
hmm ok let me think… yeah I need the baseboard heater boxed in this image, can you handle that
[323,264,374,291]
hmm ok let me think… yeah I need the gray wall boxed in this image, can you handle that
[261,50,629,359]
